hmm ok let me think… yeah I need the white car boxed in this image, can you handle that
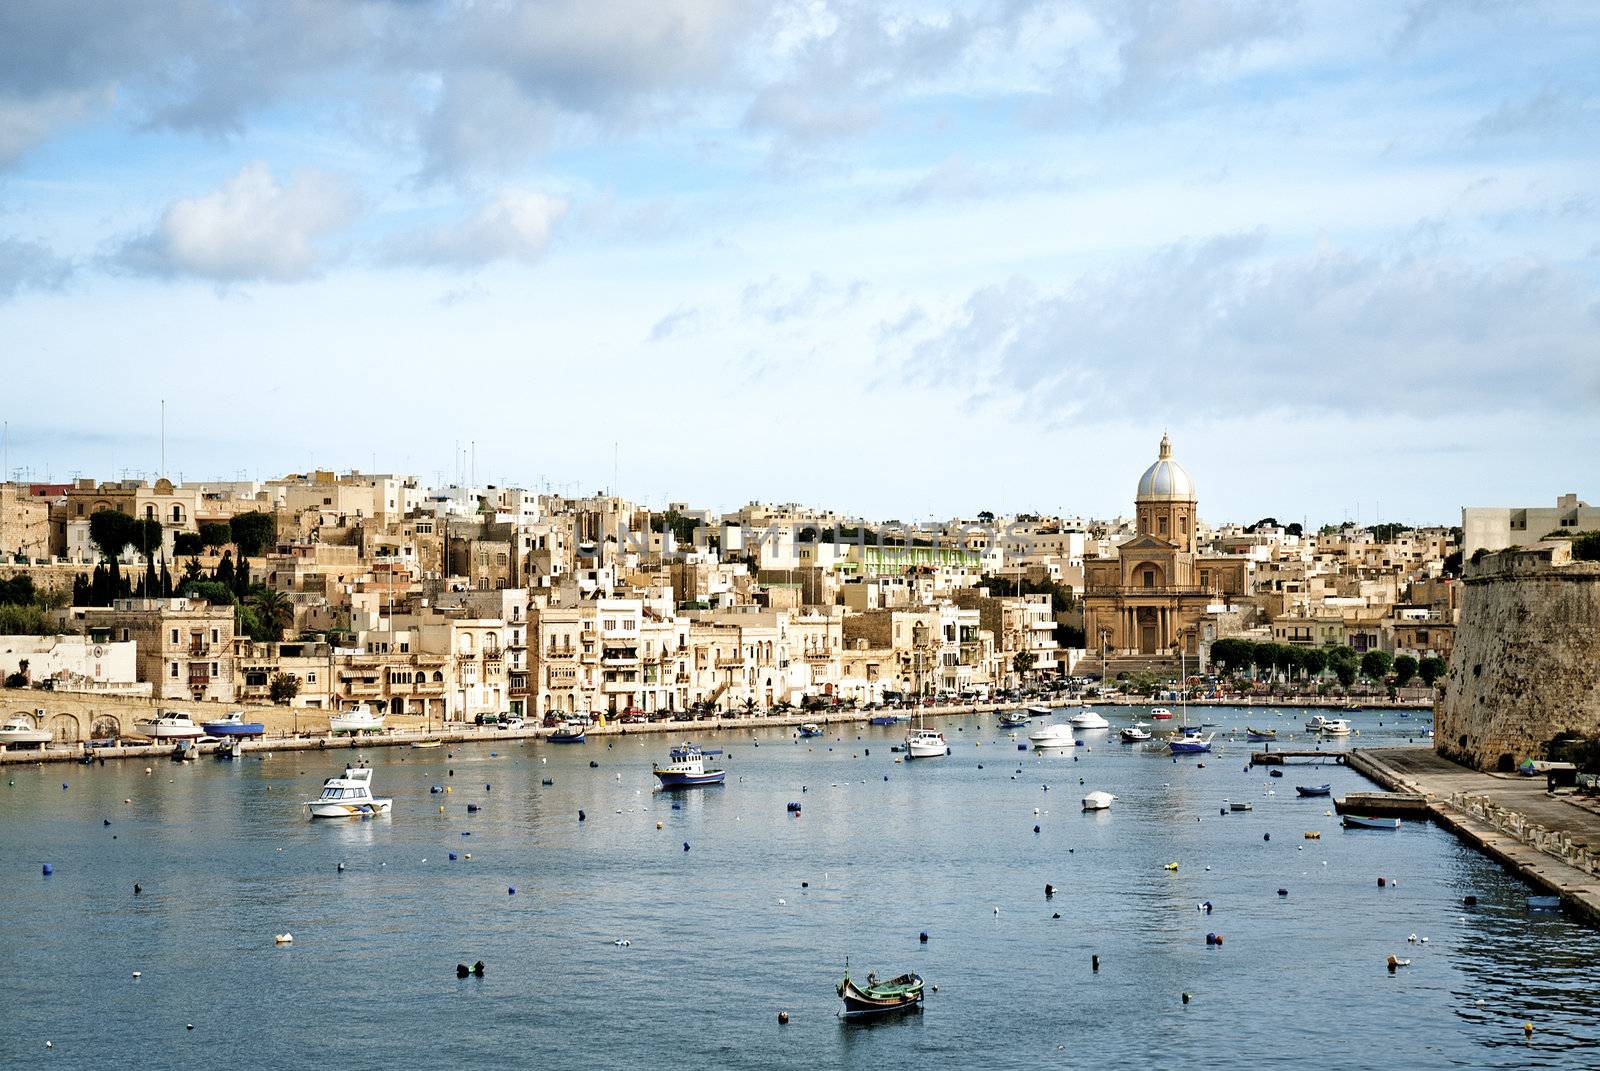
[501,718,526,730]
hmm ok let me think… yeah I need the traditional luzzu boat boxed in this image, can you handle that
[201,711,266,737]
[305,766,391,819]
[837,964,924,1018]
[653,743,726,788]
[997,710,1030,729]
[1246,726,1277,741]
[548,719,587,743]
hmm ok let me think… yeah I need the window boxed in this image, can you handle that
[211,662,218,675]
[170,628,179,644]
[211,629,219,643]
[171,505,183,523]
[307,672,316,683]
[1143,570,1155,588]
[1158,516,1168,535]
[170,662,178,678]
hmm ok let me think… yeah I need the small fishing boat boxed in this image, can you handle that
[1342,814,1400,830]
[997,711,1030,729]
[1228,800,1253,812]
[305,766,391,819]
[1296,784,1332,797]
[837,965,924,1018]
[172,739,200,761]
[134,713,204,740]
[548,719,587,743]
[653,742,726,788]
[1169,726,1213,754]
[1246,726,1277,741]
[1150,707,1174,721]
[216,739,244,760]
[201,712,265,737]
[1082,790,1116,811]
[0,716,53,748]
[1121,723,1152,742]
[1069,710,1110,730]
[410,739,443,750]
[1028,724,1074,749]
[1026,704,1053,717]
[328,704,384,735]
[798,723,824,738]
[868,715,899,726]
[1319,719,1352,736]
[1305,715,1328,731]
[905,727,948,759]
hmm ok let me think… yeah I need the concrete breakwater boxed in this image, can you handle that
[1350,746,1600,926]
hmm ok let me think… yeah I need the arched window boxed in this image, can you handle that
[171,505,184,523]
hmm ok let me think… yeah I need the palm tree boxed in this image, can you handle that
[249,587,293,642]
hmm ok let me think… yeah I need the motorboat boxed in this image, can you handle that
[1342,814,1400,830]
[1296,784,1332,797]
[1121,723,1152,742]
[1028,724,1075,749]
[1305,715,1328,731]
[1246,726,1277,741]
[328,705,384,735]
[868,714,898,726]
[1228,800,1253,812]
[201,712,266,737]
[1320,719,1352,736]
[172,739,200,761]
[652,742,726,788]
[905,727,948,759]
[216,739,244,760]
[1069,710,1110,730]
[838,965,924,1018]
[0,716,53,748]
[1150,707,1174,721]
[798,723,824,738]
[548,719,587,743]
[1169,726,1214,754]
[134,713,204,740]
[997,710,1030,729]
[1082,790,1116,811]
[410,740,443,749]
[1026,704,1053,717]
[305,766,391,818]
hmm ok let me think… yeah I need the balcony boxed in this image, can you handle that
[187,671,211,686]
[804,650,832,663]
[188,642,210,656]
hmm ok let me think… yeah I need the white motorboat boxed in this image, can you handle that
[1026,704,1053,717]
[1120,723,1152,742]
[1069,710,1110,730]
[1028,723,1075,749]
[328,704,385,735]
[1082,790,1116,811]
[134,713,204,740]
[1150,707,1174,721]
[1320,719,1352,736]
[305,766,391,818]
[1305,715,1328,731]
[0,716,53,748]
[905,727,948,759]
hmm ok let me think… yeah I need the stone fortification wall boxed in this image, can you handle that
[1437,544,1600,771]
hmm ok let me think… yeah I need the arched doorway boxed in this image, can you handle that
[49,714,80,744]
[90,715,121,740]
[1136,607,1159,655]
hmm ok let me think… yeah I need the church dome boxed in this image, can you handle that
[1136,434,1195,502]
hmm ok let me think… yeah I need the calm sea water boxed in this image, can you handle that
[4,706,1596,1070]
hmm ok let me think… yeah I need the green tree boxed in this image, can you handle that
[248,587,293,642]
[181,579,235,606]
[215,551,235,591]
[173,532,203,556]
[229,512,277,557]
[233,555,251,597]
[1333,659,1357,688]
[0,606,50,635]
[1392,654,1418,688]
[1419,656,1446,687]
[269,672,300,704]
[88,509,135,560]
[199,522,233,551]
[1574,531,1600,562]
[1360,650,1393,682]
[1302,647,1328,679]
[1013,650,1037,679]
[0,575,35,605]
[1252,642,1277,680]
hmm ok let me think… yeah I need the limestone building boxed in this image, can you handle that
[1081,435,1250,658]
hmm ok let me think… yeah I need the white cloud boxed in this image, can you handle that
[386,189,567,268]
[0,236,71,301]
[114,163,355,283]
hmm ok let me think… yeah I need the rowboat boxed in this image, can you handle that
[1342,814,1400,830]
[1295,784,1332,797]
[1246,726,1277,741]
[548,720,587,743]
[410,740,443,750]
[837,965,924,1017]
[997,711,1030,729]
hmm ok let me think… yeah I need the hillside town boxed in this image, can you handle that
[0,435,1492,739]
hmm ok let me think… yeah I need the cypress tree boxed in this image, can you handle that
[234,554,251,597]
[108,557,123,601]
[160,560,173,598]
[144,556,159,598]
[216,550,235,590]
[72,573,89,607]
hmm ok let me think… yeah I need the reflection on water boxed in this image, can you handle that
[3,706,1597,1070]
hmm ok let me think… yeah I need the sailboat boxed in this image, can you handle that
[904,706,946,758]
[1167,649,1213,754]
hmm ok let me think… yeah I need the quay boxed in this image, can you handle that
[1250,749,1350,766]
[1351,747,1600,926]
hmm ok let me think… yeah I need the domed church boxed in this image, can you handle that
[1081,434,1250,661]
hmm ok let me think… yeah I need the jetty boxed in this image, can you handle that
[1250,749,1350,766]
[1350,746,1600,926]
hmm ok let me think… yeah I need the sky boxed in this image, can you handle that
[0,0,1596,528]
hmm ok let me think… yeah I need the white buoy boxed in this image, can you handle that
[275,933,293,945]
[132,971,141,978]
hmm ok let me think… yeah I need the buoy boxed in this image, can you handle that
[778,1011,790,1025]
[1387,954,1410,971]
[919,931,929,942]
[683,842,690,851]
[656,821,663,829]
[1182,992,1191,1004]
[1033,824,1040,834]
[103,818,110,826]
[474,960,486,976]
[801,881,809,888]
[275,933,293,944]
[778,898,786,905]
[1092,954,1100,972]
[1163,862,1179,871]
[131,971,141,978]
[1264,833,1271,842]
[1464,895,1478,906]
[1052,912,1061,919]
[187,1024,194,1031]
[134,883,142,894]
[578,810,586,821]
[337,862,346,872]
[1045,883,1055,898]
[508,887,515,895]
[1525,1022,1534,1036]
[41,863,52,876]
[1277,888,1288,897]
[1378,877,1387,887]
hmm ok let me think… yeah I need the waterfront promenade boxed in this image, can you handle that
[1353,747,1600,925]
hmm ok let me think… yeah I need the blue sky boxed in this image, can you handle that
[0,0,1596,526]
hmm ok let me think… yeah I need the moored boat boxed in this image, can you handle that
[328,704,384,735]
[904,727,947,758]
[1121,722,1152,742]
[1296,784,1332,797]
[410,739,443,749]
[1342,814,1400,830]
[652,742,726,788]
[1150,707,1174,721]
[305,766,391,818]
[798,723,824,738]
[134,713,204,740]
[548,719,587,743]
[1028,723,1074,749]
[1069,710,1110,730]
[1082,790,1116,811]
[1319,719,1352,736]
[1305,715,1328,731]
[0,716,54,748]
[837,965,924,1017]
[1246,726,1277,741]
[201,712,266,738]
[1228,800,1253,811]
[868,714,898,726]
[1026,704,1053,717]
[1168,726,1213,754]
[997,711,1030,729]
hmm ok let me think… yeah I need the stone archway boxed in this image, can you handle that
[10,711,38,729]
[49,713,80,744]
[90,714,121,740]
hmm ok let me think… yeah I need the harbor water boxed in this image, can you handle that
[5,706,1598,1070]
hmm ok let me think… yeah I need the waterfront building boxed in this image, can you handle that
[1462,493,1598,558]
[64,597,236,702]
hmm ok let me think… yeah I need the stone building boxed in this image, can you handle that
[1436,543,1600,771]
[1081,435,1250,659]
[66,597,236,702]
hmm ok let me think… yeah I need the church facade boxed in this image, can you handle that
[1081,435,1250,658]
